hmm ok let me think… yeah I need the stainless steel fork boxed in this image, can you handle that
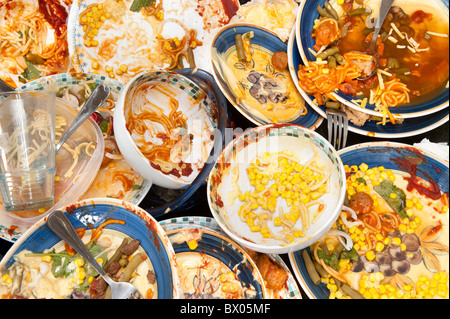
[326,109,349,150]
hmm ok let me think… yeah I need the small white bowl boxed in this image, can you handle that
[207,124,347,254]
[114,71,218,190]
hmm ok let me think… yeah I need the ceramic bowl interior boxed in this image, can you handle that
[289,142,449,299]
[0,198,181,299]
[211,23,322,129]
[295,0,449,118]
[114,70,220,190]
[136,69,228,217]
[208,124,347,254]
[0,98,104,227]
[166,227,266,299]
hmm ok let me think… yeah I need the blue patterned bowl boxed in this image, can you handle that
[0,198,182,299]
[211,23,323,129]
[289,142,449,299]
[208,123,346,254]
[295,0,449,119]
[288,28,449,138]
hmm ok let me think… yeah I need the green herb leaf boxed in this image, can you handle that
[374,180,408,219]
[130,0,155,12]
[317,249,340,271]
[22,60,40,81]
[356,177,366,185]
[340,248,359,262]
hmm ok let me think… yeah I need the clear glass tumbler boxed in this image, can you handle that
[0,91,56,212]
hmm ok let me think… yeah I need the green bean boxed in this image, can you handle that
[396,74,411,83]
[324,1,339,20]
[121,253,147,283]
[187,47,196,68]
[235,34,246,62]
[326,101,341,109]
[102,238,129,272]
[312,259,329,279]
[390,67,411,74]
[317,5,335,19]
[302,249,321,285]
[327,55,337,68]
[387,58,400,69]
[348,7,370,17]
[316,46,340,60]
[341,283,366,299]
[363,27,374,35]
[333,53,346,65]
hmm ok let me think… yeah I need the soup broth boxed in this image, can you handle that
[338,1,449,106]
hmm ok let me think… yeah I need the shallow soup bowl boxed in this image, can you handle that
[114,71,220,190]
[207,124,347,254]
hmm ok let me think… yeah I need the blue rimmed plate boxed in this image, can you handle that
[288,27,449,138]
[295,0,449,119]
[211,23,323,129]
[289,142,449,299]
[165,225,266,299]
[0,198,182,299]
[160,216,302,299]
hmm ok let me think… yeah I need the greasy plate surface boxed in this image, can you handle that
[159,216,302,299]
[0,198,182,299]
[165,226,266,299]
[211,23,323,129]
[289,142,449,299]
[68,0,240,83]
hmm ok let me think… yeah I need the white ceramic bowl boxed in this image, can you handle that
[114,71,218,190]
[207,124,347,254]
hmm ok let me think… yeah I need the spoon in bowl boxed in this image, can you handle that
[357,0,396,81]
[47,210,142,299]
[55,82,110,153]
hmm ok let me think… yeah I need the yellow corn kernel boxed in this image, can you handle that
[375,242,385,252]
[359,163,369,172]
[389,193,397,199]
[274,217,282,226]
[337,0,344,5]
[187,240,198,250]
[1,274,12,285]
[250,225,261,232]
[392,237,402,246]
[105,65,113,73]
[91,61,100,70]
[294,230,304,238]
[75,258,85,267]
[366,250,376,261]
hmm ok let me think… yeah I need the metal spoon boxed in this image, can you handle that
[357,0,396,80]
[55,82,110,153]
[47,210,142,299]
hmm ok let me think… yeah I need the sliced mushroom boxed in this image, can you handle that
[389,245,406,261]
[405,249,422,265]
[392,260,411,275]
[379,263,396,277]
[351,258,365,272]
[402,233,420,252]
[375,249,392,265]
